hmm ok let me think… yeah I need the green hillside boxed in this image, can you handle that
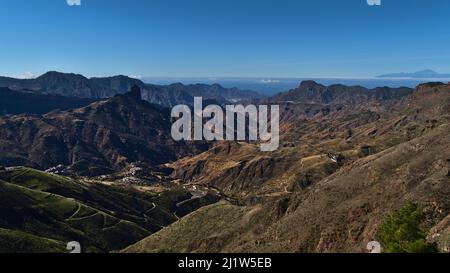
[0,167,218,253]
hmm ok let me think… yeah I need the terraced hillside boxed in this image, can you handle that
[0,167,219,253]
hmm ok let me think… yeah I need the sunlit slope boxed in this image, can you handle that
[0,167,202,252]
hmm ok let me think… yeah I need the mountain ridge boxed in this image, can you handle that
[0,79,448,253]
[0,87,98,116]
[0,71,264,107]
[0,86,208,176]
[270,80,413,105]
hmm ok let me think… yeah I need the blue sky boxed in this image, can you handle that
[1,0,450,78]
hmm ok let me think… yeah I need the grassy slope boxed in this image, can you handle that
[123,201,259,253]
[0,228,66,253]
[0,167,212,253]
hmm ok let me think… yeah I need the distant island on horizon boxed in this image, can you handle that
[377,69,450,79]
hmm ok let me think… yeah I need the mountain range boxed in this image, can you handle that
[0,72,263,109]
[128,81,450,253]
[0,77,449,253]
[0,86,208,176]
[270,80,413,104]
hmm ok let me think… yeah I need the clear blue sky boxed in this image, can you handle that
[1,0,450,78]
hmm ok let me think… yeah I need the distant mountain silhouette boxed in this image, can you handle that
[0,87,97,115]
[270,80,413,104]
[377,69,450,79]
[0,71,263,107]
[0,71,117,98]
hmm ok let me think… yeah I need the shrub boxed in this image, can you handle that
[377,202,437,253]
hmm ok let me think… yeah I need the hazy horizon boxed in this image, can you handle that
[2,70,448,95]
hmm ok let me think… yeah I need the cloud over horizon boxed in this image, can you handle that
[15,71,35,79]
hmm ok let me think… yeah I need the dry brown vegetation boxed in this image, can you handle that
[125,82,450,253]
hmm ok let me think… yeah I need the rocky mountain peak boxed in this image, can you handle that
[36,71,91,85]
[298,80,326,91]
[124,85,143,100]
